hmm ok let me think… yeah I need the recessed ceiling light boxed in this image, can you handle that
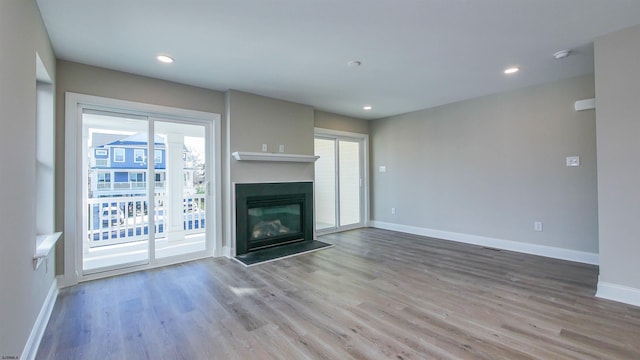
[348,60,362,67]
[363,105,372,110]
[157,55,174,64]
[504,66,520,75]
[553,50,570,60]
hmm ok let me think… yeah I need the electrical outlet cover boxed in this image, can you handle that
[566,156,580,167]
[534,221,543,231]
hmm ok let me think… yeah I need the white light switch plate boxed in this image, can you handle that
[379,166,387,173]
[566,156,580,167]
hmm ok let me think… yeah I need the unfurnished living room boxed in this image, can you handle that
[2,1,640,359]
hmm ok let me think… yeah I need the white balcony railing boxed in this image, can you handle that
[113,182,131,190]
[96,182,111,190]
[131,182,145,189]
[94,181,166,192]
[86,193,205,248]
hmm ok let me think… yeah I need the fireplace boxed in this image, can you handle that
[235,182,313,255]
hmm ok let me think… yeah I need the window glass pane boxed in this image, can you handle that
[114,148,125,162]
[83,111,148,272]
[314,138,336,230]
[339,140,360,226]
[134,149,145,163]
[154,121,207,259]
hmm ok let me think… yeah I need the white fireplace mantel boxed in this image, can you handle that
[232,151,319,163]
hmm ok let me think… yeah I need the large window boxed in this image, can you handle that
[36,56,55,236]
[34,53,60,270]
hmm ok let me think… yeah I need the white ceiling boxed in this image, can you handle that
[37,0,640,120]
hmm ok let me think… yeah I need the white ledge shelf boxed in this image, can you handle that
[232,151,319,163]
[34,232,62,269]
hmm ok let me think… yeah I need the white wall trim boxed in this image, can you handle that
[222,245,232,258]
[314,127,367,138]
[370,221,599,265]
[596,280,640,307]
[21,278,58,360]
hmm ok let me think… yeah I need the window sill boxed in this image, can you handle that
[34,232,62,269]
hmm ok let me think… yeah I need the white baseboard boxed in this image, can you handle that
[369,221,599,265]
[222,245,233,258]
[597,280,640,307]
[22,278,58,360]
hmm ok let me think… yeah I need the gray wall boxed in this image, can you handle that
[55,61,226,272]
[314,110,370,134]
[595,25,640,290]
[0,0,57,356]
[370,74,598,253]
[53,64,360,270]
[226,90,315,253]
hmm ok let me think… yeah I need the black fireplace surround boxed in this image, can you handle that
[235,182,313,255]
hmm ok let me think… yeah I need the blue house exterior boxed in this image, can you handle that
[87,132,204,239]
[89,132,194,198]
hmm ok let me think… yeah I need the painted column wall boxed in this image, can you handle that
[225,90,315,255]
[594,24,640,304]
[0,0,57,357]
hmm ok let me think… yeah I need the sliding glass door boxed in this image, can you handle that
[81,110,212,274]
[314,131,367,232]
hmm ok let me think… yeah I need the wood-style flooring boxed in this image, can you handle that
[37,228,640,359]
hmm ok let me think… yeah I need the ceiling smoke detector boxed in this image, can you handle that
[553,50,570,60]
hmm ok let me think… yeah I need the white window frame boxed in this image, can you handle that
[134,148,146,163]
[154,149,163,164]
[314,128,370,234]
[129,171,145,182]
[97,171,111,182]
[63,92,222,287]
[34,53,61,269]
[113,147,125,162]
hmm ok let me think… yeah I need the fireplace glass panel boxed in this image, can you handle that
[248,203,302,241]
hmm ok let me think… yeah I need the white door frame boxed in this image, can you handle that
[314,128,369,234]
[62,92,222,287]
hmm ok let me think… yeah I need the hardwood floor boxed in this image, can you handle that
[37,228,640,359]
